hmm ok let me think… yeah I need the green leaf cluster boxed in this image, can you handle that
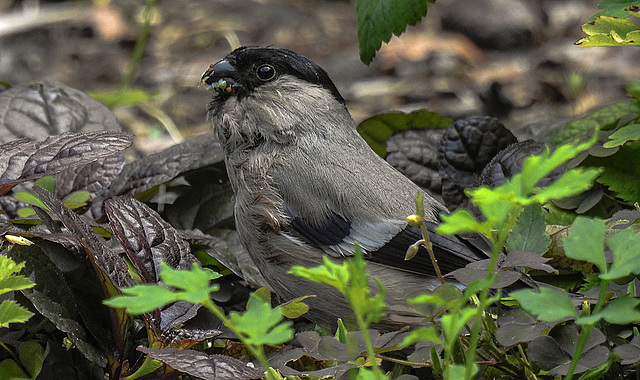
[577,0,640,47]
[104,262,221,314]
[0,255,35,328]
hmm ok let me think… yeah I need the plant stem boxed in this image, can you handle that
[353,307,385,380]
[565,279,609,380]
[120,0,156,91]
[464,207,521,380]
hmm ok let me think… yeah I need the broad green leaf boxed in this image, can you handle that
[591,0,640,20]
[0,359,28,380]
[0,256,26,280]
[0,275,35,295]
[436,208,491,238]
[576,27,640,46]
[290,256,349,292]
[18,342,48,379]
[593,142,640,203]
[400,326,442,347]
[104,285,177,314]
[0,300,34,327]
[604,123,640,148]
[600,227,640,280]
[34,176,55,192]
[13,192,48,211]
[521,137,596,193]
[511,287,578,322]
[583,15,639,35]
[506,204,551,255]
[444,363,476,379]
[578,296,640,325]
[564,217,607,273]
[531,168,602,204]
[159,263,221,295]
[546,102,632,145]
[357,0,433,64]
[16,208,35,218]
[63,191,90,209]
[356,110,452,156]
[279,295,311,319]
[229,293,293,346]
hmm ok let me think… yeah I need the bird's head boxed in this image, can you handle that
[203,46,353,148]
[201,46,345,105]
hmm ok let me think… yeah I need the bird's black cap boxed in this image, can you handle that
[202,46,345,105]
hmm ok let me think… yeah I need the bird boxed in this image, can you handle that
[202,46,489,328]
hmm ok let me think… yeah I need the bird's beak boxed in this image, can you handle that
[201,59,240,94]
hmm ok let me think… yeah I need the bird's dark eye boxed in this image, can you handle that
[256,64,276,81]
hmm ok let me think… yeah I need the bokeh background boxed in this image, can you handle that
[1,0,638,153]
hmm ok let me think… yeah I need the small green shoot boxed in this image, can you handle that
[290,245,388,380]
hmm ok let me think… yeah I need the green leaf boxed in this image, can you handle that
[511,287,578,322]
[63,191,90,209]
[564,217,607,273]
[604,123,640,148]
[546,102,633,145]
[593,142,640,203]
[506,204,551,255]
[583,15,640,35]
[0,300,34,327]
[600,227,640,280]
[278,295,311,319]
[229,293,293,346]
[444,363,475,379]
[104,285,178,314]
[400,326,442,347]
[13,192,48,211]
[0,359,28,380]
[290,256,349,292]
[436,209,491,238]
[356,110,452,156]
[531,168,602,204]
[159,263,221,304]
[18,342,48,379]
[17,208,35,218]
[0,275,35,296]
[591,0,640,19]
[34,176,55,193]
[578,296,640,325]
[357,0,433,64]
[441,307,476,344]
[0,255,26,280]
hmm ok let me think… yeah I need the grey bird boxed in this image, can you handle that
[202,46,488,328]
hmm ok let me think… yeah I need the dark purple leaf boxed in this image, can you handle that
[103,133,224,200]
[159,301,202,332]
[448,258,523,288]
[528,335,569,371]
[613,335,640,365]
[104,196,196,283]
[529,325,609,375]
[495,309,552,347]
[0,131,133,195]
[0,81,121,143]
[137,346,263,380]
[550,346,609,376]
[33,186,133,290]
[55,153,126,218]
[502,250,555,273]
[7,244,108,367]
